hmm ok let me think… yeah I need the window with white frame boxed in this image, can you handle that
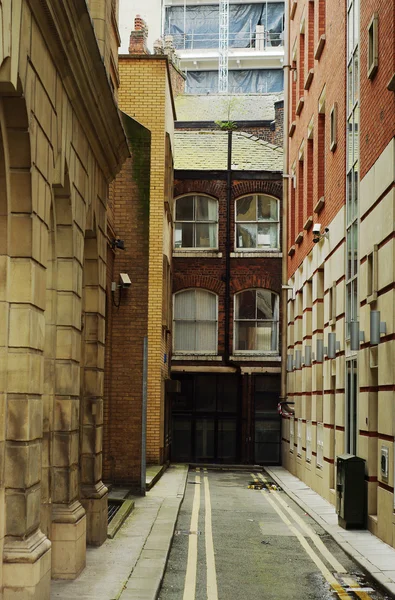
[297,418,302,457]
[235,194,279,250]
[234,289,279,353]
[173,289,218,353]
[306,420,312,462]
[289,417,295,453]
[317,422,324,468]
[175,195,218,249]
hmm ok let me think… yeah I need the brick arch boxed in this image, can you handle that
[232,179,282,200]
[173,274,224,295]
[0,93,31,256]
[231,274,280,294]
[174,179,225,200]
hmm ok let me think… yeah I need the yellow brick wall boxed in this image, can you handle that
[118,57,173,463]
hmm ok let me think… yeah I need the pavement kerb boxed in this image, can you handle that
[265,467,395,599]
[120,464,189,600]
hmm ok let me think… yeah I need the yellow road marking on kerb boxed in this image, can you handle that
[256,473,346,573]
[183,470,201,600]
[204,471,219,600]
[253,474,352,600]
[255,473,374,600]
[342,576,375,600]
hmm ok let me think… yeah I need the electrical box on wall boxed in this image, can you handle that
[381,446,389,480]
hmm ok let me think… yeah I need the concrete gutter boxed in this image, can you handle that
[50,464,188,600]
[119,464,188,600]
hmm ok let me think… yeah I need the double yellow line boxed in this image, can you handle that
[183,468,218,600]
[253,473,373,600]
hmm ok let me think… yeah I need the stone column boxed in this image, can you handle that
[50,185,86,579]
[80,228,108,546]
[2,97,51,599]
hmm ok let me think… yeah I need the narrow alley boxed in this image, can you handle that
[159,469,390,600]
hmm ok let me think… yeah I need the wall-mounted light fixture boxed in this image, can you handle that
[327,332,337,358]
[370,310,387,345]
[304,345,312,367]
[350,321,365,351]
[316,339,324,363]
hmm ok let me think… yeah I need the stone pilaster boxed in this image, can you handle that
[80,231,108,546]
[51,188,87,579]
[2,94,51,599]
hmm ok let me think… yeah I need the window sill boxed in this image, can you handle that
[172,354,222,361]
[231,251,282,258]
[314,34,326,60]
[230,355,281,362]
[314,196,325,214]
[296,97,304,116]
[173,250,222,258]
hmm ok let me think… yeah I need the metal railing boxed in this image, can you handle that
[168,30,284,51]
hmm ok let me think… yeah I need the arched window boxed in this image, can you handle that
[175,195,218,249]
[235,194,279,250]
[234,289,279,352]
[173,289,218,353]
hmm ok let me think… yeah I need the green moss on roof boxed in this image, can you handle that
[174,130,283,172]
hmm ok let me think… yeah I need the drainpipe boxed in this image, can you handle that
[281,0,290,404]
[224,129,232,363]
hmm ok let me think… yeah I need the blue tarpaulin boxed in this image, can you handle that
[186,69,284,94]
[165,3,284,49]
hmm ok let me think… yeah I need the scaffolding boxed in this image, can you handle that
[218,0,229,93]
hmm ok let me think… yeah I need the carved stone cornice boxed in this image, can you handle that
[29,0,129,181]
[0,0,22,93]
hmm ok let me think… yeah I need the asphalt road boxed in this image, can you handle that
[159,469,392,600]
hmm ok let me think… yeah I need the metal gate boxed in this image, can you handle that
[171,373,241,463]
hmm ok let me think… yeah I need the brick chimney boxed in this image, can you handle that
[129,15,149,55]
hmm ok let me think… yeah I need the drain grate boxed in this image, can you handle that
[108,500,122,524]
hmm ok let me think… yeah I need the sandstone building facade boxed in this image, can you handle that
[0,1,128,597]
[283,0,395,547]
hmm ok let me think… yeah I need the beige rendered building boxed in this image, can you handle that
[0,1,128,597]
[283,0,395,546]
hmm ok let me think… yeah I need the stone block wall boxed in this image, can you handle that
[0,1,127,597]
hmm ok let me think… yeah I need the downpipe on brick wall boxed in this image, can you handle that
[281,0,290,406]
[224,130,240,373]
[225,129,232,363]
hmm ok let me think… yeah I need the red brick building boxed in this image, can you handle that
[283,0,395,546]
[171,129,284,463]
